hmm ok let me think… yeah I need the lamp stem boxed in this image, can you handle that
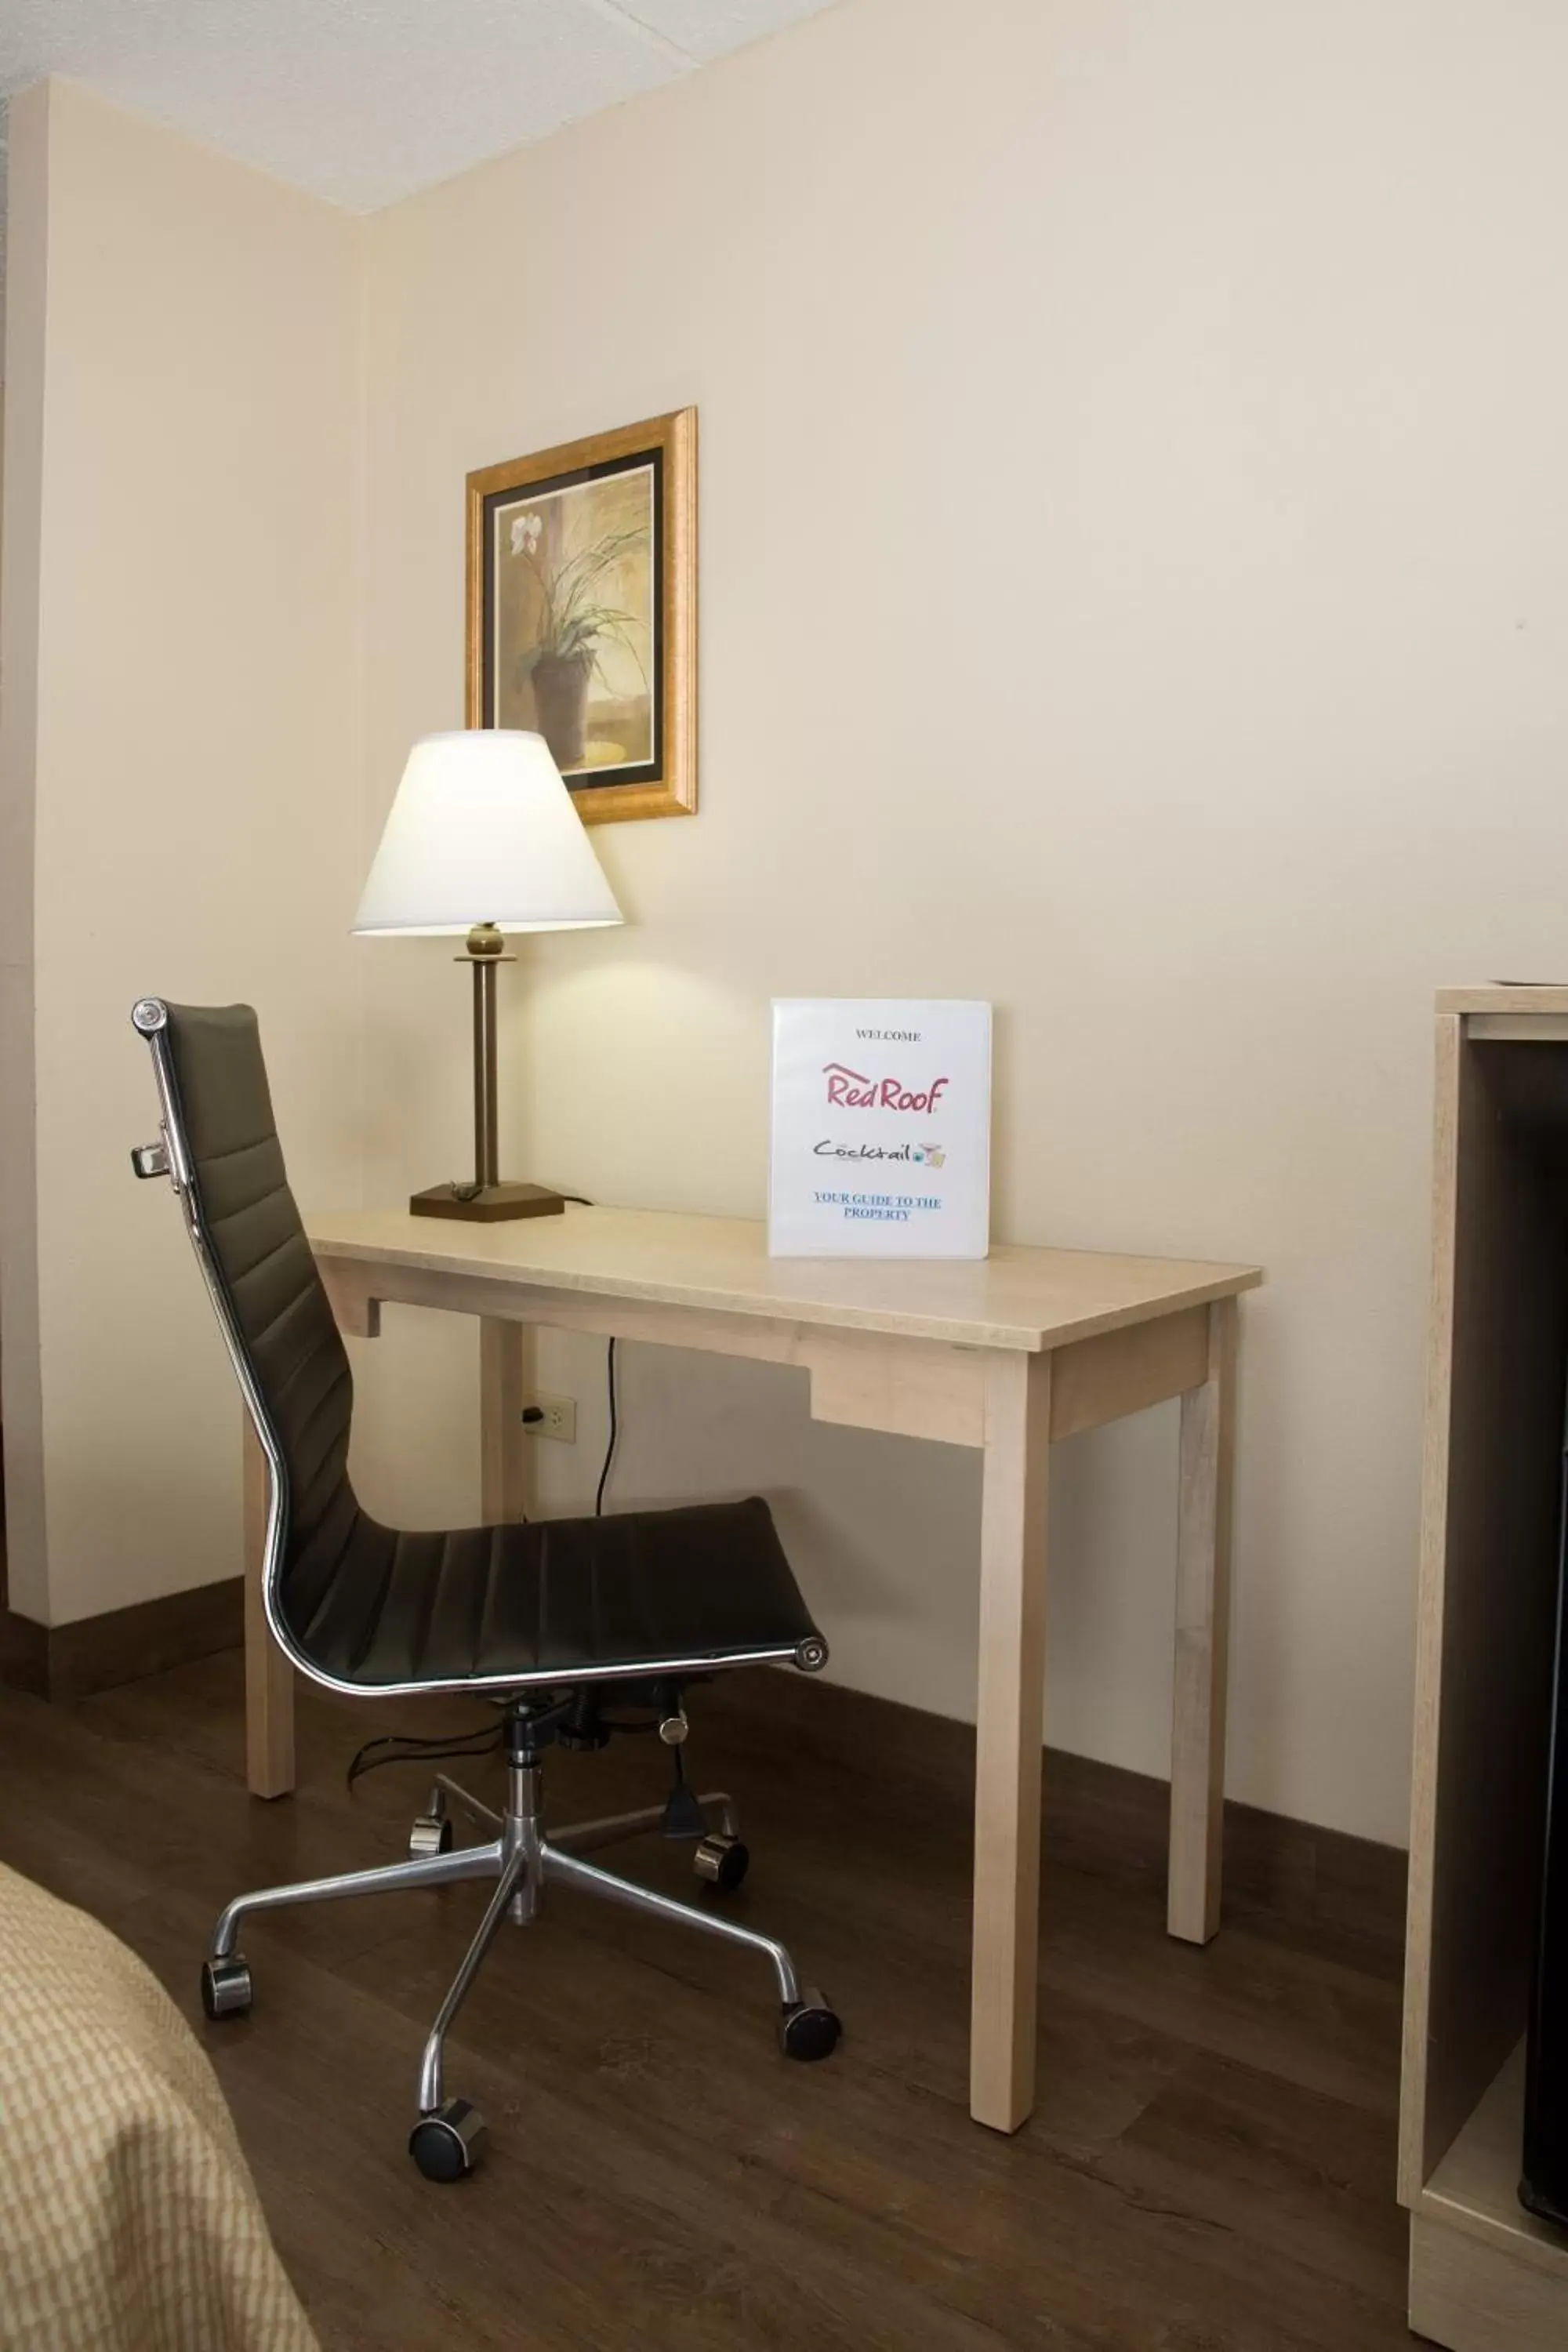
[472,954,499,1191]
[409,918,559,1221]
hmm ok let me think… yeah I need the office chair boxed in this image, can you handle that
[129,998,840,2182]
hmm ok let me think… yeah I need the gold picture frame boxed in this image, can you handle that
[466,408,696,824]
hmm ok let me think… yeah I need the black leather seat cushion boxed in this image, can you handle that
[281,1494,816,1690]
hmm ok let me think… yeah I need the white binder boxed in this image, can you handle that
[768,999,992,1259]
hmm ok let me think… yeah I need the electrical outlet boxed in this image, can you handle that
[524,1393,576,1443]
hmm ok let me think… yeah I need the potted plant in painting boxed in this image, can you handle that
[509,510,648,771]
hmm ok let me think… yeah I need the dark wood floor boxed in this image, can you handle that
[0,1656,1421,2351]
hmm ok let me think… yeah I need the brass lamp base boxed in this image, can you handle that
[418,924,568,1225]
[410,1181,565,1223]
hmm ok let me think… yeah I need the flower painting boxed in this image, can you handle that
[498,470,652,771]
[467,410,696,823]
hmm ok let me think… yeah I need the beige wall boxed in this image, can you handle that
[1,93,47,1620]
[9,0,1568,1845]
[358,0,1568,1848]
[0,81,365,1623]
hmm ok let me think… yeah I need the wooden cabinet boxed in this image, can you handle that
[1403,988,1568,2347]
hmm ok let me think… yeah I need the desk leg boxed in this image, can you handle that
[242,1413,295,1799]
[1168,1294,1237,1944]
[971,1350,1052,2133]
[479,1319,532,1523]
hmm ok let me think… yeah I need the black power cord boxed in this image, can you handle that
[345,1719,502,1791]
[538,1194,618,1515]
[595,1337,619,1515]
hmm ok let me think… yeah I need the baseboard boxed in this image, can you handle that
[0,1577,244,1704]
[706,1667,1409,1965]
[0,1603,49,1700]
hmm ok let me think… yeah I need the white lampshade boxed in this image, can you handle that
[353,730,623,936]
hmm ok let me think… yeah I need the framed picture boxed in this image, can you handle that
[466,408,696,824]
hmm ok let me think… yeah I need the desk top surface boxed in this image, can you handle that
[307,1205,1261,1352]
[1438,983,1568,1014]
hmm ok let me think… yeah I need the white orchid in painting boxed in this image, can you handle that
[505,503,649,689]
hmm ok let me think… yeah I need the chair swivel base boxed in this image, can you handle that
[410,1179,565,1222]
[198,1760,840,2181]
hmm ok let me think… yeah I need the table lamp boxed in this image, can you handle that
[353,729,622,1221]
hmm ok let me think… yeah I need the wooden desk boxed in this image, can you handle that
[245,1205,1260,2136]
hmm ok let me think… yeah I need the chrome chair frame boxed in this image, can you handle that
[130,998,838,2183]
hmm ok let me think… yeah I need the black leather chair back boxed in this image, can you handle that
[138,998,826,1696]
[160,1003,363,1625]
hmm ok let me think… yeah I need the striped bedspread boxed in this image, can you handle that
[0,1860,318,2351]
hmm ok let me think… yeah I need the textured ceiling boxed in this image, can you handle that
[0,0,840,221]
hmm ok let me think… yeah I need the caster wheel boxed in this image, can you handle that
[201,1955,252,2020]
[408,1813,454,1861]
[693,1833,750,1892]
[779,1987,840,2062]
[408,2097,487,2182]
